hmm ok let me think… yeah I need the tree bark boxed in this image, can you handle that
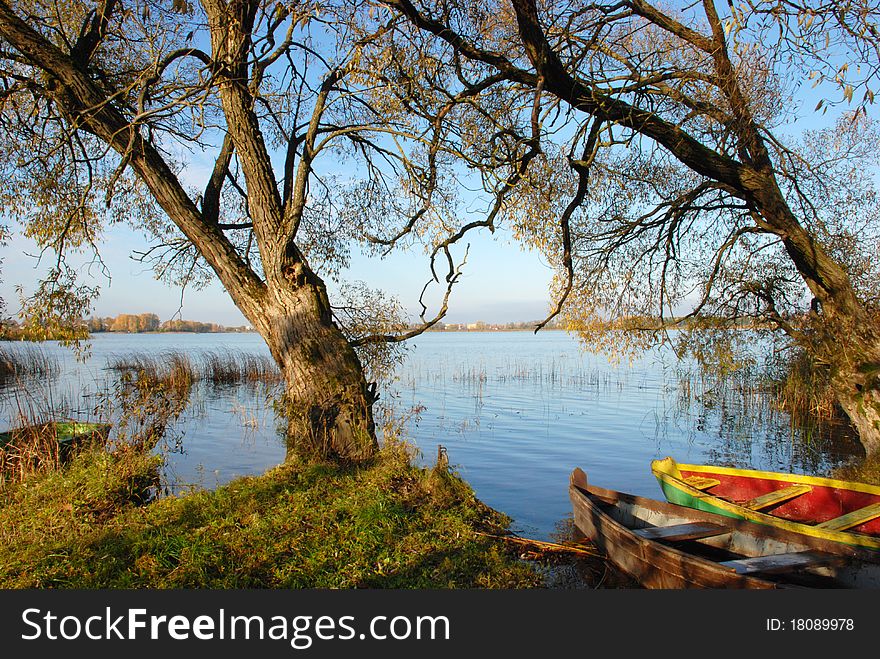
[250,267,378,461]
[819,323,880,457]
[835,372,880,457]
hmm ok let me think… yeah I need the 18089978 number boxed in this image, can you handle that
[766,618,854,631]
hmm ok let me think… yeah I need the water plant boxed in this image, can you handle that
[108,350,281,388]
[0,345,59,382]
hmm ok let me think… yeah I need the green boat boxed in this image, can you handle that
[0,421,111,451]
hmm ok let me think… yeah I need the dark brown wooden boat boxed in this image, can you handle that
[569,468,880,588]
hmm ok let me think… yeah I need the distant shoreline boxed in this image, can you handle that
[0,327,569,341]
[87,325,568,335]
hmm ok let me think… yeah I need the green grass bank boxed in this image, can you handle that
[0,442,541,588]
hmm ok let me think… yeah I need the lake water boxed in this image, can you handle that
[0,331,863,539]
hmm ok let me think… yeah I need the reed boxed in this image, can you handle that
[0,390,106,486]
[108,350,281,387]
[0,345,60,381]
[107,351,195,392]
[0,423,62,486]
[201,350,281,385]
[766,348,838,423]
[448,359,614,389]
[670,350,860,469]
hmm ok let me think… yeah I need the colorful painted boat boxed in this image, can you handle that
[652,457,880,551]
[0,421,111,452]
[569,468,880,588]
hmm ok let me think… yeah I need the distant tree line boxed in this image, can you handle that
[86,314,251,334]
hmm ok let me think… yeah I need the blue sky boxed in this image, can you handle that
[0,220,555,327]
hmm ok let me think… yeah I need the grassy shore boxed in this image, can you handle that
[0,440,541,588]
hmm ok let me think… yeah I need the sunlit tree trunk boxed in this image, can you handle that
[201,1,379,459]
[248,271,377,460]
[835,371,880,456]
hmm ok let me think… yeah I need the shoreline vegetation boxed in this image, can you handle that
[0,430,545,588]
[108,350,283,387]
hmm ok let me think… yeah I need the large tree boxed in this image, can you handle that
[373,0,880,454]
[0,1,476,459]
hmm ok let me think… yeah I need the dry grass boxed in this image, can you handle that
[201,350,281,385]
[108,350,281,388]
[766,348,839,424]
[0,423,63,486]
[0,390,110,486]
[107,351,195,392]
[0,345,59,382]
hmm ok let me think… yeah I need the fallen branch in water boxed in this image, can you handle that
[475,531,601,558]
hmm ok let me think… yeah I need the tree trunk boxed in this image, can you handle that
[835,375,880,457]
[828,333,880,457]
[251,275,377,461]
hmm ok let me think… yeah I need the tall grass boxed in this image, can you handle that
[673,347,847,431]
[201,350,281,385]
[107,351,195,393]
[766,348,838,424]
[107,350,281,387]
[0,345,60,382]
[0,391,108,486]
[0,422,63,486]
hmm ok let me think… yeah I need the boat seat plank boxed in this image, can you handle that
[719,551,844,575]
[744,484,812,511]
[633,522,729,542]
[816,502,880,532]
[683,476,721,490]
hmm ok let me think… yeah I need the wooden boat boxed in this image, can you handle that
[0,421,111,452]
[569,468,880,588]
[652,457,880,551]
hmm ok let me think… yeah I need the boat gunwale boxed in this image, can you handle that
[569,474,780,588]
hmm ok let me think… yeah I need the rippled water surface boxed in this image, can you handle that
[0,331,862,539]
